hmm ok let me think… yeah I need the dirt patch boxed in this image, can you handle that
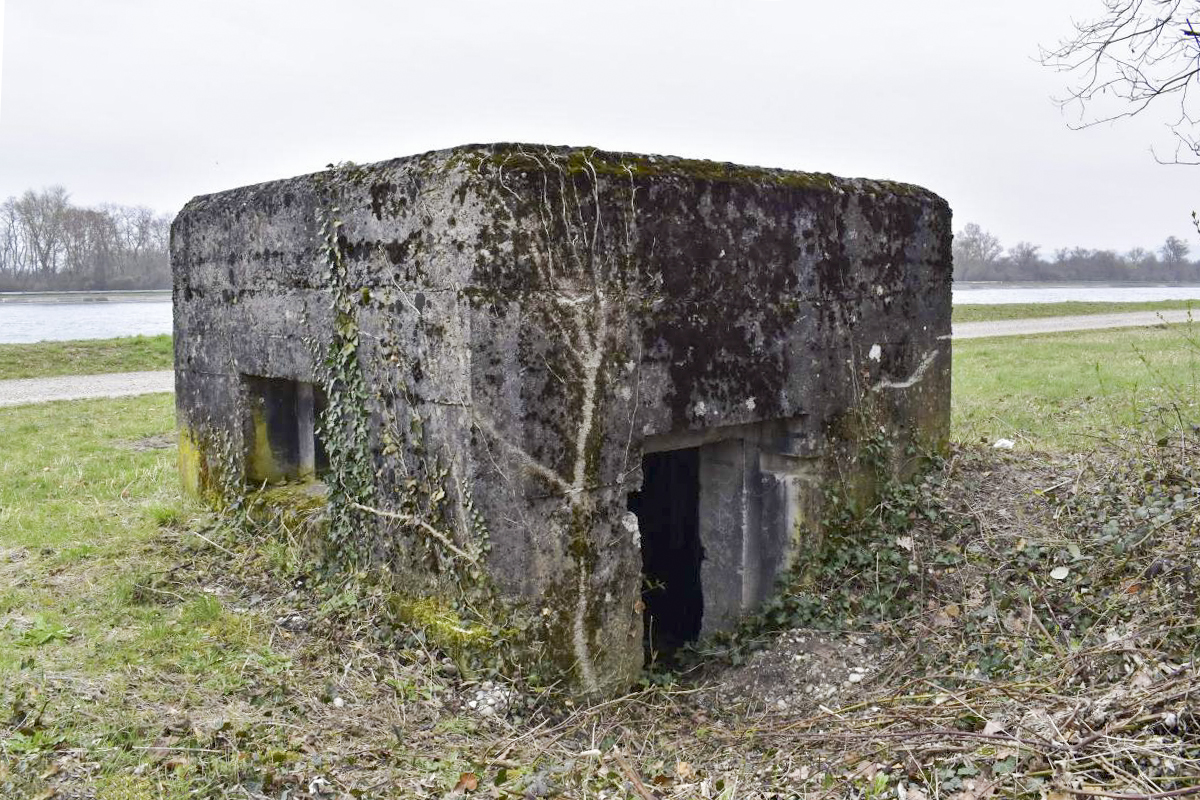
[122,432,176,451]
[713,631,887,713]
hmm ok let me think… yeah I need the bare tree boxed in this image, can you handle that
[1126,245,1157,266]
[0,199,31,281]
[1160,235,1192,278]
[13,187,70,278]
[0,189,171,290]
[952,223,1003,280]
[1007,241,1043,277]
[62,207,119,286]
[1042,1,1200,163]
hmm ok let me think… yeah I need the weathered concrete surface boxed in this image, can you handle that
[172,143,952,694]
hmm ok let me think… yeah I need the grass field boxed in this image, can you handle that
[952,298,1196,323]
[0,394,263,796]
[0,334,173,380]
[0,393,497,797]
[953,322,1200,449]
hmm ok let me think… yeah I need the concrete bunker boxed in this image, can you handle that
[172,143,952,695]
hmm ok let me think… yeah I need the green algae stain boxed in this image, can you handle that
[178,427,206,498]
[246,405,286,484]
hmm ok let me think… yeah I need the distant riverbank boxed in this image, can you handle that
[4,284,1200,344]
[0,290,171,304]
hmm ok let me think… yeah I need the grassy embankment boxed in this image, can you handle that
[952,298,1195,323]
[0,334,173,380]
[1,323,1198,796]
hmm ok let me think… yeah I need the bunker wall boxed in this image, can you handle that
[172,144,952,693]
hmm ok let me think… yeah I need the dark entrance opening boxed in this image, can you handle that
[628,448,703,657]
[243,376,328,484]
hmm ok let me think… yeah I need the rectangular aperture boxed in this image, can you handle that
[628,447,703,657]
[243,375,326,484]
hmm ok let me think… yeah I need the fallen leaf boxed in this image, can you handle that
[981,719,1007,736]
[1131,669,1154,689]
[676,761,695,780]
[452,772,478,793]
[787,765,811,781]
[1003,611,1027,634]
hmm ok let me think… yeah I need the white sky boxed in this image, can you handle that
[0,0,1196,255]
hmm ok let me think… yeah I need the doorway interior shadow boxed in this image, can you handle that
[628,447,704,660]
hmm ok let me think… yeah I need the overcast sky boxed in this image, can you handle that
[0,0,1196,255]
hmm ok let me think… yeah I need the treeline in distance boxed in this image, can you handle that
[0,187,171,291]
[954,223,1199,282]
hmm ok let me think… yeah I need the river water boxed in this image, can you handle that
[0,292,173,344]
[954,281,1200,305]
[2,284,1200,344]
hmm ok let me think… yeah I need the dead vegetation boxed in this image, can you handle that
[4,416,1200,798]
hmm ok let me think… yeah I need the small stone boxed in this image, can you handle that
[848,673,864,683]
[332,696,345,708]
[776,699,788,710]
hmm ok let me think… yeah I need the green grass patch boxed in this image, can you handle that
[0,395,298,797]
[953,299,1197,323]
[0,334,173,380]
[952,322,1200,450]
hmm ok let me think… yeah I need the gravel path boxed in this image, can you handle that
[0,311,1192,407]
[0,370,174,408]
[953,309,1194,339]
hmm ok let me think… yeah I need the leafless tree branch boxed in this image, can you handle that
[1042,0,1200,163]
